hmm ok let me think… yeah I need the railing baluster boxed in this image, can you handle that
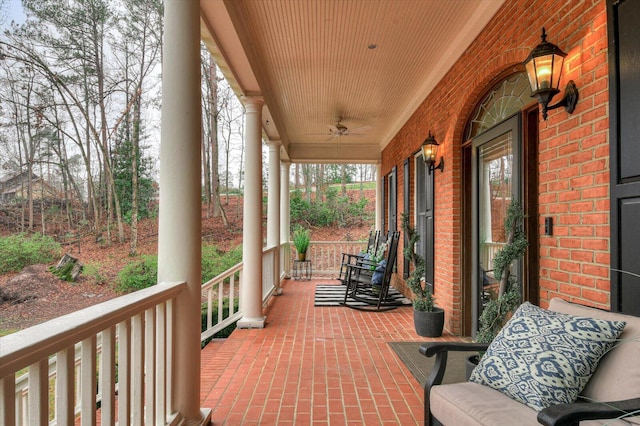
[0,374,16,425]
[132,313,144,426]
[101,327,116,426]
[156,302,167,423]
[166,298,175,416]
[218,277,224,325]
[118,319,131,426]
[80,336,97,426]
[145,308,156,425]
[207,287,213,330]
[28,359,48,425]
[56,345,75,425]
[19,385,28,426]
[230,273,236,316]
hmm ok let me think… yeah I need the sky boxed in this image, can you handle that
[1,0,26,29]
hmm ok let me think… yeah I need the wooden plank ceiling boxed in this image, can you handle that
[200,0,505,163]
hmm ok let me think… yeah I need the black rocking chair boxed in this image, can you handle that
[337,230,380,285]
[341,231,402,311]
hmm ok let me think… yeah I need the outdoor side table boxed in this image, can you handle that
[293,259,312,280]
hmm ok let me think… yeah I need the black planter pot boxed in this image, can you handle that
[413,307,445,337]
[465,354,480,380]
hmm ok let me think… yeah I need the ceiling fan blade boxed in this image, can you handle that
[349,125,372,133]
[328,125,339,134]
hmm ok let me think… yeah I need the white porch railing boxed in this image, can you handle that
[200,262,243,342]
[199,245,282,342]
[0,281,185,426]
[1,242,342,425]
[261,246,278,302]
[291,241,368,278]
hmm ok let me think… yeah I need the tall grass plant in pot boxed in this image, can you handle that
[292,225,311,261]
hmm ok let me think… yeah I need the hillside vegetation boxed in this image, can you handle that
[0,186,375,332]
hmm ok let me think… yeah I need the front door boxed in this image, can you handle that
[461,72,538,335]
[471,114,521,334]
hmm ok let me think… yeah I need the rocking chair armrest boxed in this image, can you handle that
[537,397,640,426]
[341,252,365,262]
[343,262,376,273]
[341,253,377,268]
[419,341,490,357]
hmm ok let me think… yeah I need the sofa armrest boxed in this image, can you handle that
[419,341,490,357]
[419,342,489,388]
[419,342,491,426]
[537,397,640,426]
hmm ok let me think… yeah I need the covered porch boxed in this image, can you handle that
[3,0,634,424]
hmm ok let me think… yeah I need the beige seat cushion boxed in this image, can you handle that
[430,382,540,425]
[430,381,635,426]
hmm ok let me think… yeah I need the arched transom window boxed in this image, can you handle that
[465,72,531,140]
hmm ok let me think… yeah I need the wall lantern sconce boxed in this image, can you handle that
[523,28,579,120]
[421,131,444,174]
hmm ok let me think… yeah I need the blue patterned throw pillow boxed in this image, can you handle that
[469,302,626,411]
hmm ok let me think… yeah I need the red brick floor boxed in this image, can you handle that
[200,278,463,425]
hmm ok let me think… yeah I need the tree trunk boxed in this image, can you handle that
[129,99,140,256]
[303,164,313,202]
[210,61,221,218]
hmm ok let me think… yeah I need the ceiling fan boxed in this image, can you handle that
[327,117,371,138]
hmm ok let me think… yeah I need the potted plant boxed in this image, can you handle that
[292,225,311,261]
[466,200,527,377]
[402,213,444,337]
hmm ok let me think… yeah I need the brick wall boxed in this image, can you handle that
[381,0,609,335]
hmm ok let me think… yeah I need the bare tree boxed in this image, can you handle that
[114,0,164,255]
[1,0,163,244]
[200,48,225,220]
[302,164,313,202]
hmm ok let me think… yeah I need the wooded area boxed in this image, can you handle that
[0,0,377,253]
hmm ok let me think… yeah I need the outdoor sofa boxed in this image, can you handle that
[420,297,640,425]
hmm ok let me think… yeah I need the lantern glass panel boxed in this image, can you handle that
[551,54,564,90]
[525,60,538,91]
[534,55,553,90]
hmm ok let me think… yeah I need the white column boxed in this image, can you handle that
[375,163,383,231]
[280,161,291,278]
[238,97,266,328]
[158,0,204,422]
[267,139,282,294]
